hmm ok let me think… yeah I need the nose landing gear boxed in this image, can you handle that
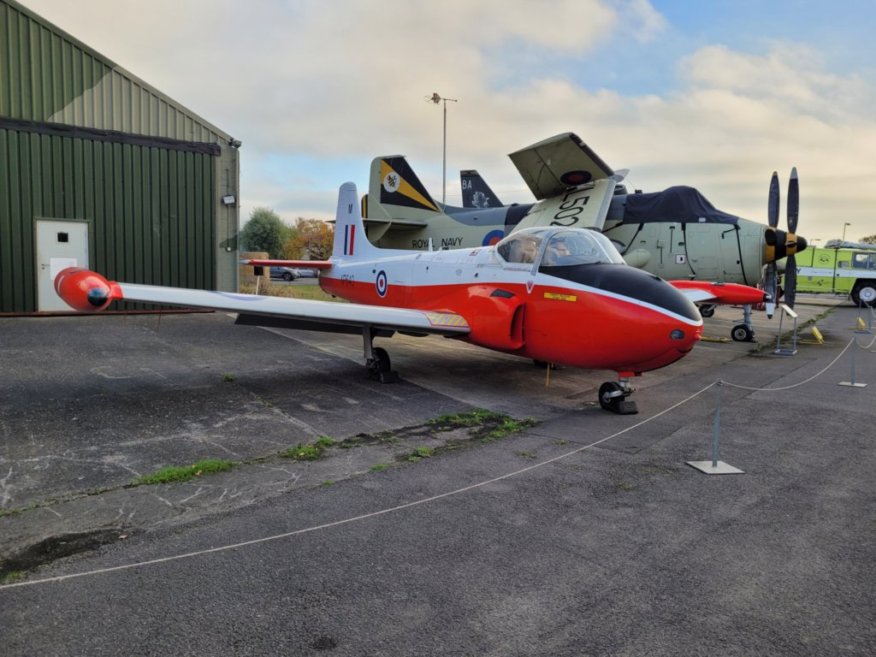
[598,379,638,414]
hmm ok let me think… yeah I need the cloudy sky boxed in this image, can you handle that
[20,0,876,243]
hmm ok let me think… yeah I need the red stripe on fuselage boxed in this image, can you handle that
[319,276,702,373]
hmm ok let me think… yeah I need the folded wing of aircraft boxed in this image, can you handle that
[506,132,622,234]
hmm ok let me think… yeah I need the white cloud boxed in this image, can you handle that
[17,0,876,240]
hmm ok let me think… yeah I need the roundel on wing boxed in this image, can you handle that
[375,270,388,297]
[560,170,592,186]
[482,229,505,246]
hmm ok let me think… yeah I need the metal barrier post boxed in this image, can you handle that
[687,381,744,475]
[774,304,799,356]
[839,341,867,388]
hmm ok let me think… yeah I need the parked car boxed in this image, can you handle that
[269,266,298,281]
[295,267,319,278]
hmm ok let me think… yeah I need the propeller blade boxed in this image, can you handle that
[763,261,777,318]
[784,255,797,308]
[768,171,780,228]
[787,167,799,235]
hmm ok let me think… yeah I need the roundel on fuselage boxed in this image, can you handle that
[482,229,505,246]
[375,270,388,297]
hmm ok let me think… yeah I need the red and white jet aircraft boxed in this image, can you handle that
[55,183,765,413]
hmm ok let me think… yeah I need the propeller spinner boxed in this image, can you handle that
[763,169,807,314]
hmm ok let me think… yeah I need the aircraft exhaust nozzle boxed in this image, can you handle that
[54,267,122,312]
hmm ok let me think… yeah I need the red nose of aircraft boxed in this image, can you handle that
[534,264,703,373]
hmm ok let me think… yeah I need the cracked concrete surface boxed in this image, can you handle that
[0,313,476,566]
[0,300,847,573]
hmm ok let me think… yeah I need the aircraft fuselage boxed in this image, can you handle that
[320,235,703,375]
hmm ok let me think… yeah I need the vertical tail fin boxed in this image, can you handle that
[460,169,504,208]
[332,182,379,260]
[366,155,442,222]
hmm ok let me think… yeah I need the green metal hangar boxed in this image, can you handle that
[0,0,239,313]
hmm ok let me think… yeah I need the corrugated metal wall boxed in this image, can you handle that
[0,0,238,313]
[0,129,214,311]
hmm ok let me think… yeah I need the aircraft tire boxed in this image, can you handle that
[699,304,716,318]
[731,324,754,342]
[598,381,623,413]
[368,347,392,379]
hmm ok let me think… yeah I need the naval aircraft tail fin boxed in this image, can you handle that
[460,169,504,208]
[365,155,442,225]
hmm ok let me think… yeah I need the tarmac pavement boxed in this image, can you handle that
[1,295,874,656]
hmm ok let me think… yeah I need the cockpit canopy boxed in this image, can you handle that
[496,227,625,267]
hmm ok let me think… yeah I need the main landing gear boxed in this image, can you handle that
[362,328,399,383]
[700,303,756,342]
[598,378,638,415]
[731,304,756,342]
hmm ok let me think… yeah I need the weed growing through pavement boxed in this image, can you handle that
[280,436,336,461]
[133,459,236,486]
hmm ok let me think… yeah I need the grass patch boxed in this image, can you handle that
[223,373,235,382]
[482,416,537,442]
[1,571,25,585]
[280,436,336,461]
[406,446,434,462]
[427,408,536,443]
[370,463,390,472]
[427,408,506,429]
[133,459,235,486]
[375,430,399,444]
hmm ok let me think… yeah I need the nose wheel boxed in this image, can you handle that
[598,380,638,414]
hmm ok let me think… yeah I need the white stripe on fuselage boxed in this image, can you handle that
[327,249,702,328]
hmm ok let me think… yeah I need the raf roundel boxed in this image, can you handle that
[375,270,388,297]
[482,229,505,246]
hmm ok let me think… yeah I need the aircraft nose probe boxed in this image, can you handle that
[763,168,806,309]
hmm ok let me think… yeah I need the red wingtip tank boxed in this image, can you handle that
[54,268,124,311]
[670,280,768,306]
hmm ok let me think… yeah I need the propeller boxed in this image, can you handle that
[763,173,780,317]
[763,168,806,315]
[785,168,800,307]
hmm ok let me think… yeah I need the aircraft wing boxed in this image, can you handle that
[54,268,470,337]
[509,133,614,200]
[670,281,767,306]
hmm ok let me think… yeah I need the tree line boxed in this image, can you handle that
[239,208,333,260]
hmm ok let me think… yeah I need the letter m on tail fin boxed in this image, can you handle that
[332,182,378,260]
